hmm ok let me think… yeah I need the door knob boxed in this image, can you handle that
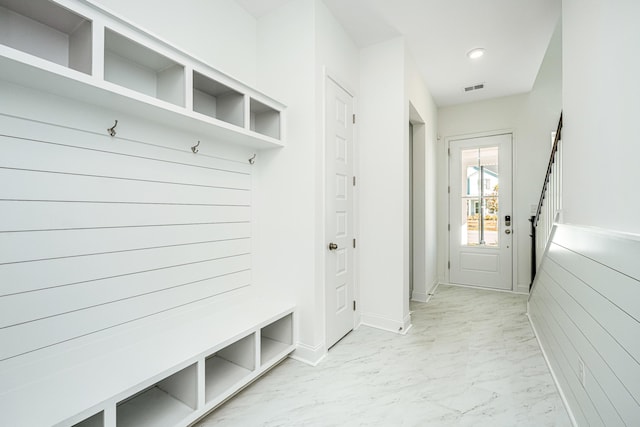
[505,229,512,234]
[328,242,338,250]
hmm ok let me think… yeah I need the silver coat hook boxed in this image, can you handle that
[191,140,200,153]
[249,153,256,165]
[107,120,118,137]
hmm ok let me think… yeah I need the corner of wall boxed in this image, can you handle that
[291,341,327,366]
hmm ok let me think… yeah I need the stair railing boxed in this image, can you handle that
[529,113,563,289]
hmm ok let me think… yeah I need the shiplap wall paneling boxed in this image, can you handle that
[0,112,253,363]
[529,225,640,427]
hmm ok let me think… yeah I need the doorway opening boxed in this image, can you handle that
[409,104,426,305]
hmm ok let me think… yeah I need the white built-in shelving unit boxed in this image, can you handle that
[261,312,294,366]
[250,98,281,140]
[0,290,295,427]
[0,0,285,149]
[104,28,186,108]
[205,333,256,404]
[74,412,103,427]
[117,364,198,427]
[0,0,294,426]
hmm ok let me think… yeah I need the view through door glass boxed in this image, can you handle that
[460,147,499,247]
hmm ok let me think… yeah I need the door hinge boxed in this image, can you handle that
[448,224,450,231]
[448,186,450,194]
[448,148,451,156]
[448,261,451,269]
[353,176,356,186]
[353,300,357,311]
[353,238,356,248]
[353,114,356,124]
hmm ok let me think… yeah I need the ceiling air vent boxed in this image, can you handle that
[464,83,485,92]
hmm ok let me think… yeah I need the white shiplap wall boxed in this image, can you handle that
[0,81,254,363]
[529,224,640,426]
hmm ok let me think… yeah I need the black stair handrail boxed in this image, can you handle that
[529,113,563,289]
[533,113,563,228]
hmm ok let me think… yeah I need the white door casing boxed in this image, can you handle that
[325,77,354,348]
[449,133,513,290]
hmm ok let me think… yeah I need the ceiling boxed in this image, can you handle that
[235,0,561,107]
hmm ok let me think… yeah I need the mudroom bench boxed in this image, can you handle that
[0,289,295,427]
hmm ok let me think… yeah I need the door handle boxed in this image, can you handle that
[328,242,338,250]
[505,229,512,235]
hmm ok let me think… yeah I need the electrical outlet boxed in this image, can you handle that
[578,358,586,387]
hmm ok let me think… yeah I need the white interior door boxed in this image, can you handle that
[325,77,354,348]
[449,134,513,290]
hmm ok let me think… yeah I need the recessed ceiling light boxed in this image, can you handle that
[467,48,485,59]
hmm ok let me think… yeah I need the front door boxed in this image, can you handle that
[325,77,354,348]
[449,134,513,290]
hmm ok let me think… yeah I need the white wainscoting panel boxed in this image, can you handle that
[529,224,640,427]
[0,110,253,363]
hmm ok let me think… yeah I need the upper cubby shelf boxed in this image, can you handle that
[104,29,185,108]
[0,0,285,149]
[193,71,244,128]
[0,0,92,75]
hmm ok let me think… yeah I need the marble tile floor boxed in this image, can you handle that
[195,284,572,427]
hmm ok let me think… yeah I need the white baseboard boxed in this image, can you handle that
[290,341,326,366]
[412,279,439,302]
[411,291,429,302]
[515,282,530,294]
[361,312,409,334]
[527,305,578,427]
[442,281,521,295]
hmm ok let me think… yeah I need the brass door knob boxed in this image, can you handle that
[328,243,338,250]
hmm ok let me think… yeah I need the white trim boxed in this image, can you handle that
[400,313,412,335]
[411,278,439,302]
[325,68,356,97]
[290,342,327,367]
[360,312,409,334]
[440,281,522,295]
[515,282,530,294]
[527,307,579,427]
[411,291,429,303]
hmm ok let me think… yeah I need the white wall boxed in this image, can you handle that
[253,0,318,362]
[562,0,640,233]
[438,21,562,293]
[253,0,358,364]
[91,0,258,85]
[358,37,410,332]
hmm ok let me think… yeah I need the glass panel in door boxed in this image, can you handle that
[460,146,499,247]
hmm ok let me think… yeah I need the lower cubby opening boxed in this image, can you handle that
[73,411,103,427]
[260,313,293,366]
[205,333,256,403]
[116,363,197,427]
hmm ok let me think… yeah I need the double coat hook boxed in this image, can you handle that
[107,120,118,137]
[191,140,200,153]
